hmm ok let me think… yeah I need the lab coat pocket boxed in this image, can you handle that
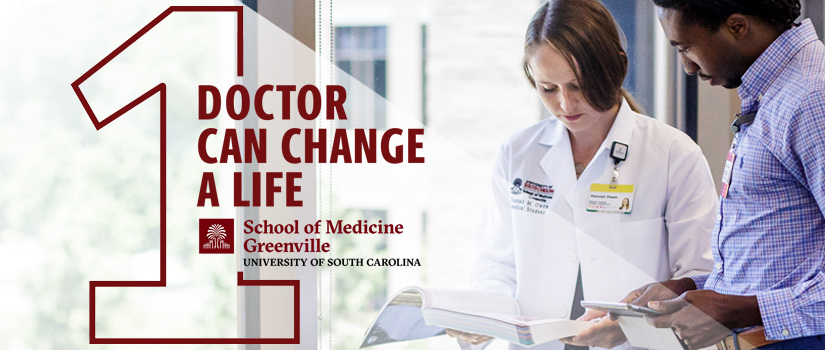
[609,217,667,287]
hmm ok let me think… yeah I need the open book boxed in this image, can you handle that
[360,286,594,348]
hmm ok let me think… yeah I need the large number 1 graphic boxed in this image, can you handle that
[71,6,300,345]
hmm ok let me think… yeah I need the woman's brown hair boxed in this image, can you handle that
[524,0,643,113]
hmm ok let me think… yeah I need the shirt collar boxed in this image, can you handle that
[738,19,819,111]
[600,97,634,152]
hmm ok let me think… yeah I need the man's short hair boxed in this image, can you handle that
[651,0,801,32]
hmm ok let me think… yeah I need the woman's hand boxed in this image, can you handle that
[560,309,627,348]
[446,329,493,345]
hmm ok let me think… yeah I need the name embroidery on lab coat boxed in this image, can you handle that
[511,178,552,215]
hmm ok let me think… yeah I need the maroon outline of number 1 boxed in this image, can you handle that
[71,6,300,344]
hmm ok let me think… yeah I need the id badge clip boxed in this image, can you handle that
[609,141,628,184]
[587,142,634,214]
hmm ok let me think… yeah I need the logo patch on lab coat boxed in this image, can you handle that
[511,178,553,215]
[511,178,524,195]
[522,180,554,201]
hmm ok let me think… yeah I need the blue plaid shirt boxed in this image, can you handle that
[690,20,825,341]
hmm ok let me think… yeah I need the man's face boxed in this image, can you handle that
[657,7,749,89]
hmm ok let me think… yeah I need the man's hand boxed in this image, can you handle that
[611,278,696,320]
[645,290,762,350]
[560,309,627,349]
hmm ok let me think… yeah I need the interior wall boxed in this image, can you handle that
[695,80,739,193]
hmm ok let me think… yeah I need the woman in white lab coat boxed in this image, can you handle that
[463,0,717,349]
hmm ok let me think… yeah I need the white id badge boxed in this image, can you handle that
[720,149,736,198]
[586,184,635,214]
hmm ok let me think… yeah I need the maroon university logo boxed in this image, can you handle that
[199,218,234,254]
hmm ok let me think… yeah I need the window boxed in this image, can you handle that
[327,208,389,348]
[801,0,824,41]
[334,26,388,129]
[601,0,657,115]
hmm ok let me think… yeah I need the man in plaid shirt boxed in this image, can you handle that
[616,1,825,349]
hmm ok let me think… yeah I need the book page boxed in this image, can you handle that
[418,287,518,314]
[360,304,445,348]
[468,313,570,326]
[360,286,518,348]
[422,309,594,347]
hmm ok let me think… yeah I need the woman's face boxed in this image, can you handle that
[527,44,613,135]
[622,198,629,206]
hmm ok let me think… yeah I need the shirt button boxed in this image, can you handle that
[715,262,723,270]
[782,329,790,336]
[567,253,578,263]
[716,213,722,221]
[558,307,568,318]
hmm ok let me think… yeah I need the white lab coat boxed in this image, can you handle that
[470,99,717,350]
